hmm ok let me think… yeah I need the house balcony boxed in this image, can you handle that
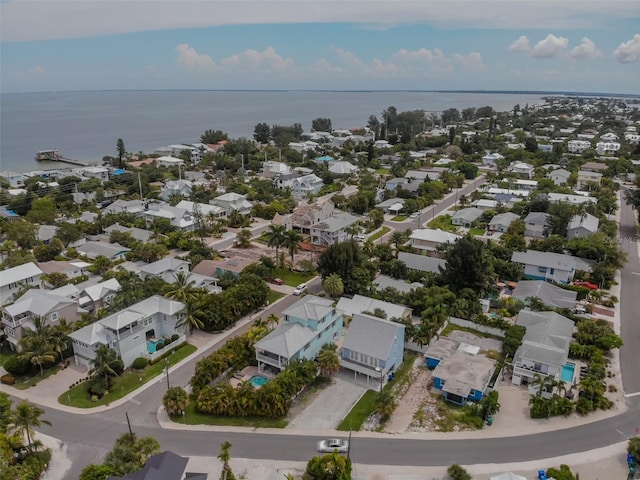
[339,357,382,378]
[256,352,288,370]
[114,322,146,340]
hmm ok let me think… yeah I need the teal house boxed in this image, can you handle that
[254,295,344,373]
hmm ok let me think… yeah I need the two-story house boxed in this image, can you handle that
[209,193,253,216]
[103,199,146,215]
[175,200,226,220]
[254,295,344,373]
[310,212,361,247]
[523,212,550,238]
[546,168,571,186]
[2,289,81,349]
[78,278,121,312]
[160,179,193,201]
[507,162,535,179]
[511,250,593,284]
[575,170,603,190]
[567,213,599,239]
[290,198,335,233]
[0,262,43,305]
[292,174,324,200]
[511,310,574,394]
[339,313,405,389]
[141,203,195,231]
[69,295,186,369]
[38,260,90,282]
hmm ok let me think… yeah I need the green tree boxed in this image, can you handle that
[322,273,344,298]
[283,229,303,269]
[90,345,123,387]
[56,221,84,247]
[50,319,72,363]
[164,272,197,304]
[116,138,126,168]
[8,401,51,453]
[629,436,640,461]
[235,228,253,248]
[163,386,189,416]
[3,220,37,249]
[440,235,491,294]
[480,390,500,419]
[25,196,57,224]
[200,129,228,144]
[375,389,396,418]
[306,452,352,480]
[253,122,271,143]
[318,240,374,294]
[265,224,287,264]
[317,344,340,378]
[19,333,55,376]
[79,463,118,480]
[545,464,577,480]
[217,440,237,480]
[447,464,472,480]
[104,433,161,476]
[311,117,332,132]
[547,202,575,237]
[176,299,205,335]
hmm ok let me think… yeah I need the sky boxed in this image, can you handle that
[1,0,639,94]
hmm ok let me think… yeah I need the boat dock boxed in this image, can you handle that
[35,150,88,167]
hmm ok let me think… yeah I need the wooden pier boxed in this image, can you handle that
[35,150,88,167]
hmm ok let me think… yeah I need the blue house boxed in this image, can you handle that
[254,295,344,373]
[339,313,405,390]
[432,349,497,405]
[424,337,457,370]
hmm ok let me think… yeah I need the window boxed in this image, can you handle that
[538,266,547,273]
[5,327,14,336]
[50,312,59,322]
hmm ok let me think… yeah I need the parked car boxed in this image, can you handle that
[410,212,419,219]
[293,283,308,295]
[269,278,284,285]
[317,438,349,453]
[574,280,599,290]
[355,234,366,242]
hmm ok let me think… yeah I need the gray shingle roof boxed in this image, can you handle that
[4,289,75,317]
[524,212,550,226]
[398,252,447,274]
[515,310,574,368]
[489,212,520,228]
[568,213,599,233]
[452,207,483,222]
[511,280,577,309]
[336,295,410,320]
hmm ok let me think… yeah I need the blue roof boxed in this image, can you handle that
[1,208,19,217]
[315,155,334,162]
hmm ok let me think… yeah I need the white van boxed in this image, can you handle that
[293,283,308,296]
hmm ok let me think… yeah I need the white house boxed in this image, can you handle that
[292,174,324,200]
[336,294,412,320]
[175,200,226,220]
[1,262,44,305]
[310,212,361,247]
[161,179,193,201]
[409,229,461,254]
[567,213,599,239]
[481,153,504,167]
[488,212,520,233]
[0,171,28,188]
[595,141,620,155]
[567,140,591,154]
[511,250,592,284]
[451,207,483,227]
[209,193,253,216]
[141,204,195,231]
[69,295,187,369]
[575,170,603,190]
[156,156,185,168]
[81,167,110,183]
[508,162,535,179]
[547,192,596,206]
[547,168,571,186]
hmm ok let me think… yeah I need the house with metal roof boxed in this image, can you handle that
[409,228,461,253]
[398,251,447,274]
[77,241,131,260]
[451,207,483,227]
[511,250,593,284]
[79,278,121,312]
[69,295,186,369]
[310,212,361,247]
[511,310,574,390]
[291,173,324,200]
[336,294,412,320]
[2,289,82,349]
[138,257,190,280]
[511,280,578,310]
[209,192,253,216]
[547,192,596,206]
[0,262,43,305]
[339,313,405,388]
[254,295,344,373]
[488,212,520,233]
[567,213,599,239]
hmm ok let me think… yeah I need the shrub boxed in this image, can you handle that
[155,341,165,351]
[575,396,594,415]
[132,357,148,370]
[171,334,180,342]
[1,374,16,385]
[3,355,31,376]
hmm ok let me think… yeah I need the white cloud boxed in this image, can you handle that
[508,36,531,53]
[613,33,640,63]
[32,66,44,74]
[220,46,295,73]
[452,52,486,72]
[568,37,603,60]
[2,0,640,42]
[530,34,568,58]
[176,44,217,72]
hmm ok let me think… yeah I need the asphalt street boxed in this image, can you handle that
[16,178,640,477]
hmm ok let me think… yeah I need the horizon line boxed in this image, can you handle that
[3,89,640,98]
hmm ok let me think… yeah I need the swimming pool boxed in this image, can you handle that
[560,362,575,383]
[249,375,269,388]
[147,339,164,354]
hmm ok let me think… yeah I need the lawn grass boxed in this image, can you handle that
[58,343,197,408]
[337,389,378,431]
[266,290,285,305]
[0,347,16,368]
[432,395,484,431]
[469,228,486,236]
[171,401,288,428]
[375,168,390,175]
[368,226,391,242]
[391,215,408,222]
[273,268,316,287]
[13,364,63,390]
[427,214,457,232]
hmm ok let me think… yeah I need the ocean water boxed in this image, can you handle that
[0,90,546,173]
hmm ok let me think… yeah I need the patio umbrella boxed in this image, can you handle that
[490,473,527,480]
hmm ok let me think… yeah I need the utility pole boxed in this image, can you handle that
[165,358,170,390]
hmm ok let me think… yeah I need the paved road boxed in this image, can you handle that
[618,190,640,409]
[18,178,640,476]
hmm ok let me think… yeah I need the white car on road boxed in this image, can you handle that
[317,438,349,453]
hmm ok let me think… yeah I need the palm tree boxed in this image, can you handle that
[9,401,50,453]
[50,319,72,363]
[375,390,396,418]
[390,230,407,257]
[19,336,56,376]
[265,313,279,331]
[265,224,287,263]
[162,386,189,416]
[164,272,197,304]
[322,273,344,298]
[90,345,122,387]
[283,230,303,270]
[317,344,340,378]
[235,228,253,248]
[176,299,205,335]
[217,440,234,480]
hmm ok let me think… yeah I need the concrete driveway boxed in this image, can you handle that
[287,373,368,430]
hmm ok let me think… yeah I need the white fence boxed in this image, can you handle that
[447,316,506,338]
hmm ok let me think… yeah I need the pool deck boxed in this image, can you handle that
[229,365,275,388]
